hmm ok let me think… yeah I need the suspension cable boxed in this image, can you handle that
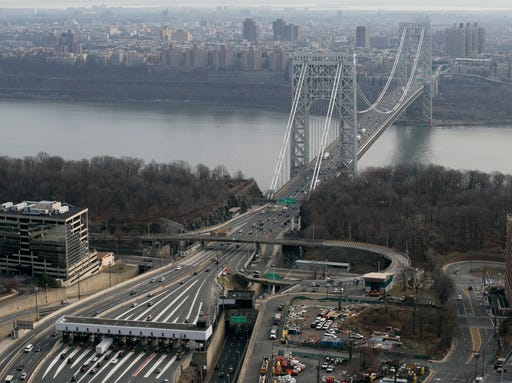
[269,60,308,197]
[309,62,343,194]
[358,27,407,114]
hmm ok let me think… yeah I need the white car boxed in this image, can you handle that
[175,266,182,270]
[110,358,118,364]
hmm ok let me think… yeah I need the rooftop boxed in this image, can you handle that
[0,200,86,220]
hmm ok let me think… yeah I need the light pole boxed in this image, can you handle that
[34,287,39,321]
[474,352,480,380]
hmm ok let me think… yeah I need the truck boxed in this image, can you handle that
[5,376,14,383]
[273,313,282,325]
[95,337,113,355]
[269,325,278,340]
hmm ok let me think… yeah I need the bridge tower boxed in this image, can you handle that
[289,54,357,178]
[398,22,432,124]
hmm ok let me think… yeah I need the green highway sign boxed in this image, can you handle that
[230,315,247,324]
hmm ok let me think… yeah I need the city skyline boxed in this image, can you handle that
[1,0,512,10]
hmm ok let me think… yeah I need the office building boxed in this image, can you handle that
[0,200,98,285]
[445,22,486,58]
[356,26,370,48]
[505,214,512,306]
[243,18,259,43]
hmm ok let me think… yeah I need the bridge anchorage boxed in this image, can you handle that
[269,21,433,199]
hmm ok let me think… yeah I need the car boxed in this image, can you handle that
[34,346,41,352]
[321,362,328,369]
[146,315,153,321]
[326,365,335,372]
[51,331,59,337]
[130,290,137,295]
[180,281,185,284]
[229,366,234,373]
[91,356,99,362]
[457,294,463,301]
[131,302,138,307]
[468,285,473,290]
[147,292,154,297]
[175,266,182,270]
[159,277,166,282]
[60,352,67,359]
[67,357,74,364]
[163,380,170,383]
[24,344,33,352]
[218,371,225,377]
[17,363,24,371]
[20,372,27,380]
[350,333,364,339]
[205,269,210,272]
[149,278,156,283]
[193,271,198,275]
[147,301,153,306]
[90,368,97,374]
[61,300,70,305]
[70,375,77,382]
[93,310,102,317]
[110,358,118,364]
[156,367,162,373]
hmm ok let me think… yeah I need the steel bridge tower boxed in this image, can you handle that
[398,22,432,123]
[289,54,357,178]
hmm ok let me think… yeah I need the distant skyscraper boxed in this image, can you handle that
[505,214,512,306]
[243,18,259,42]
[273,19,299,42]
[356,26,369,48]
[445,22,485,58]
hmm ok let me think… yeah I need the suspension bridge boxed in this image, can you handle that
[269,22,436,199]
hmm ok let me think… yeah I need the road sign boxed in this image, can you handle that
[278,197,296,205]
[230,315,247,324]
[16,320,34,330]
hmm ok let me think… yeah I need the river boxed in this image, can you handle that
[2,99,512,192]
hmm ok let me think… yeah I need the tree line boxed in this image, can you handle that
[0,153,259,233]
[301,164,512,264]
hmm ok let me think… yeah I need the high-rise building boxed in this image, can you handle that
[243,18,259,43]
[273,19,299,42]
[240,46,262,71]
[356,26,369,48]
[445,22,486,58]
[212,44,234,70]
[505,214,512,306]
[0,201,98,285]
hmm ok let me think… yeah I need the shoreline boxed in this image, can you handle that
[1,94,512,127]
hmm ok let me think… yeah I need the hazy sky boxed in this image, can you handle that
[1,0,512,10]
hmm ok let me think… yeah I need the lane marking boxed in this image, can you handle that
[43,345,69,379]
[156,355,177,379]
[143,354,167,377]
[100,351,134,383]
[133,353,156,377]
[114,352,145,383]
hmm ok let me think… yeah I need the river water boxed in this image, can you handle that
[1,99,512,192]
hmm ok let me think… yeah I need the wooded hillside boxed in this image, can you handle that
[0,153,261,233]
[301,164,512,264]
